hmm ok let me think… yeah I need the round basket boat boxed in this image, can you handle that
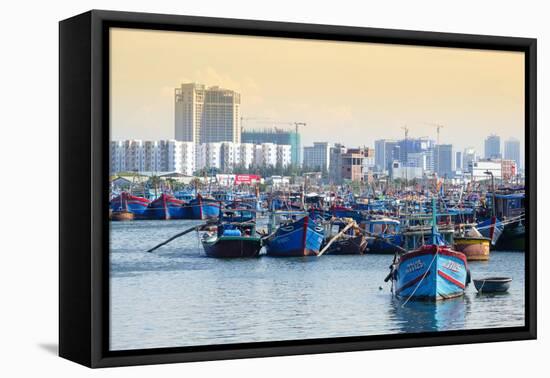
[473,277,512,293]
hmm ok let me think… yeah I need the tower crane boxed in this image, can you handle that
[401,125,409,139]
[425,122,445,144]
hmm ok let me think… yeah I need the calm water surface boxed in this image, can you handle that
[110,219,525,351]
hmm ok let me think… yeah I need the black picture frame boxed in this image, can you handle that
[59,9,537,368]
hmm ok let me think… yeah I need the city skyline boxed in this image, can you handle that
[110,27,525,157]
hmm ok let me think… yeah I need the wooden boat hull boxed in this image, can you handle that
[185,197,221,220]
[146,194,186,220]
[202,236,262,258]
[495,222,525,251]
[393,245,469,301]
[331,206,362,221]
[110,210,134,221]
[324,234,367,255]
[110,192,151,218]
[366,237,402,254]
[453,237,491,261]
[265,216,325,257]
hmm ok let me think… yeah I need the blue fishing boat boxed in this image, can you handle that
[264,213,325,257]
[184,194,221,220]
[146,193,186,220]
[110,191,151,219]
[308,207,332,222]
[389,199,470,301]
[363,217,402,254]
[330,205,362,221]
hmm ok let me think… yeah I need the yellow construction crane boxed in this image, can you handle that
[294,122,306,136]
[425,122,445,144]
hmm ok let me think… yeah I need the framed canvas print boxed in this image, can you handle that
[59,10,536,368]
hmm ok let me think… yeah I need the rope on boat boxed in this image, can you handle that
[401,247,439,308]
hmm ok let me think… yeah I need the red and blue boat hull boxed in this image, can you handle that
[265,216,325,257]
[110,192,150,219]
[393,245,468,301]
[185,197,221,220]
[146,194,186,220]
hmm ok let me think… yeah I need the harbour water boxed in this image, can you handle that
[110,219,525,351]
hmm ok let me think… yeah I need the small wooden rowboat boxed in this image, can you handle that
[473,277,512,293]
[453,236,491,261]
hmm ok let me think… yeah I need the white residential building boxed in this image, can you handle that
[239,143,256,169]
[277,144,292,168]
[110,140,195,175]
[196,142,222,171]
[110,140,291,175]
[390,161,424,180]
[257,143,278,167]
[470,159,502,180]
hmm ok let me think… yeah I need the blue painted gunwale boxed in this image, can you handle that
[265,215,325,257]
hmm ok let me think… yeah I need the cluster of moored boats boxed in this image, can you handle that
[113,185,525,301]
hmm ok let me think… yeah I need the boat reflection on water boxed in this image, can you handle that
[388,295,471,333]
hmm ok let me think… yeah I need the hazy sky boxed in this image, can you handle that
[110,27,525,156]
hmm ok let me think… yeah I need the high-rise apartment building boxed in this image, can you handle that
[434,144,453,178]
[455,151,462,171]
[175,83,241,144]
[484,134,501,159]
[303,142,331,172]
[504,138,521,169]
[374,139,398,173]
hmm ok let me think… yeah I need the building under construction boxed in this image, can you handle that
[241,128,301,166]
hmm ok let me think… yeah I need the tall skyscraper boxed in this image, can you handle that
[455,151,462,170]
[434,144,453,178]
[374,139,398,172]
[175,83,241,144]
[504,138,521,168]
[484,134,501,159]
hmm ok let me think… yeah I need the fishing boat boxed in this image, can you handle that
[109,191,151,219]
[453,226,491,261]
[389,199,470,301]
[201,222,262,258]
[184,194,221,220]
[111,209,134,221]
[330,205,362,221]
[362,217,402,254]
[220,208,256,223]
[264,213,325,257]
[479,190,525,250]
[146,193,186,220]
[322,220,367,255]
